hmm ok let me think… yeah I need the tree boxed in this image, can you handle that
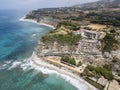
[101,33,118,53]
[77,61,82,67]
[61,55,69,62]
[86,65,114,80]
[69,58,76,66]
[61,55,76,66]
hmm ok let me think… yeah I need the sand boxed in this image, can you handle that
[31,53,98,90]
[19,17,55,29]
[19,16,98,90]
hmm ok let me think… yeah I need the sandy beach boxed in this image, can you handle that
[19,16,98,90]
[19,17,55,29]
[30,53,98,90]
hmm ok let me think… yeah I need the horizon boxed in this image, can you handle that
[0,0,98,10]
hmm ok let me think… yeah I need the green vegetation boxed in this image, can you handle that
[103,64,111,71]
[83,27,92,30]
[66,16,83,21]
[101,32,118,53]
[110,29,116,34]
[61,55,76,66]
[41,32,81,46]
[81,68,94,77]
[59,21,80,30]
[82,65,114,80]
[77,61,82,67]
[60,21,78,27]
[91,19,120,26]
[84,77,104,90]
[88,11,120,26]
[118,70,120,76]
[86,65,114,80]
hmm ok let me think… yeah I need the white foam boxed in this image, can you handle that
[16,53,98,90]
[5,60,12,64]
[0,60,12,70]
[19,17,55,29]
[32,34,36,37]
[0,64,7,70]
[29,62,94,90]
[4,52,97,90]
[8,61,21,70]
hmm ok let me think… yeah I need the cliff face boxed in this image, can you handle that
[25,7,84,27]
[25,1,120,84]
[25,11,59,27]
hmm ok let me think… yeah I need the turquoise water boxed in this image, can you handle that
[0,10,51,60]
[0,10,78,90]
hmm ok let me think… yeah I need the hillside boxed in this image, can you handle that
[74,0,120,10]
[25,1,120,88]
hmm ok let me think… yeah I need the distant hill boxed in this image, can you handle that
[74,0,120,10]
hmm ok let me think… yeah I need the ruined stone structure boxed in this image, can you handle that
[81,29,105,39]
[72,29,106,39]
[76,39,101,55]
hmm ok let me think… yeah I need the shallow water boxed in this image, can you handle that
[0,10,78,90]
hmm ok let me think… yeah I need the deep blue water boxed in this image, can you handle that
[0,10,78,90]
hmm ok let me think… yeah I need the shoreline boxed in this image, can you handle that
[19,16,98,90]
[19,17,55,29]
[31,53,98,90]
[3,52,97,90]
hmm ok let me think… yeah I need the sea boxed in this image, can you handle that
[0,10,79,90]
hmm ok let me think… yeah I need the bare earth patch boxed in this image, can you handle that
[54,26,70,35]
[88,24,107,30]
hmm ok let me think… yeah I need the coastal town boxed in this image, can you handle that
[24,0,120,90]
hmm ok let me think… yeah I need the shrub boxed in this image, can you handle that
[110,29,116,34]
[77,61,82,67]
[86,65,114,80]
[41,32,81,46]
[101,33,118,53]
[69,58,76,66]
[61,55,76,66]
[103,64,111,71]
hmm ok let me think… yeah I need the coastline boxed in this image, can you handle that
[31,53,98,90]
[19,16,98,90]
[19,17,55,29]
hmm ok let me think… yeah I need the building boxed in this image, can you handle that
[81,29,105,39]
[72,29,105,39]
[108,80,120,90]
[72,30,81,35]
[97,76,108,86]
